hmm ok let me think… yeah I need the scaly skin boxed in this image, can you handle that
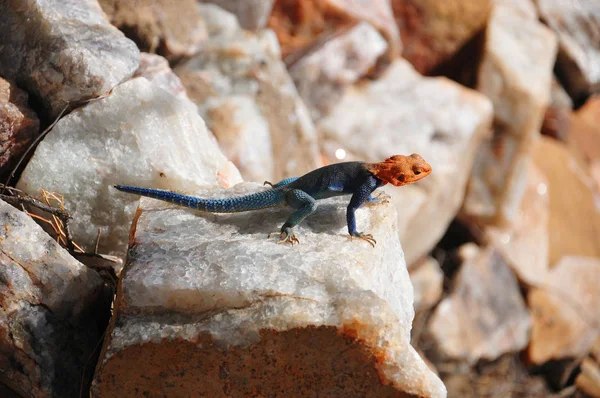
[114,154,432,247]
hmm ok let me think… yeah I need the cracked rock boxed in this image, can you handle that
[91,184,447,397]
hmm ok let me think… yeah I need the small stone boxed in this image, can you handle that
[198,2,242,38]
[289,22,388,121]
[0,199,104,398]
[428,244,531,364]
[463,4,558,226]
[533,136,600,264]
[318,58,493,265]
[528,256,600,364]
[199,0,275,31]
[541,78,573,141]
[17,77,242,258]
[0,0,140,118]
[175,26,321,183]
[99,0,207,61]
[0,78,39,178]
[485,164,550,285]
[391,0,492,74]
[409,257,444,311]
[535,0,600,101]
[132,53,188,100]
[91,186,446,398]
[268,0,400,61]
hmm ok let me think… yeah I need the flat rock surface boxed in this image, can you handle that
[17,77,242,258]
[318,58,493,265]
[0,0,140,117]
[92,184,446,397]
[0,199,103,398]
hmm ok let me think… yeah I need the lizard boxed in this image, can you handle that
[113,153,432,247]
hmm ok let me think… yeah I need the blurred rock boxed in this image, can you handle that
[541,78,573,141]
[0,199,104,398]
[0,0,140,118]
[535,0,600,101]
[17,77,242,258]
[0,78,39,178]
[528,256,600,364]
[289,22,388,121]
[318,58,493,265]
[132,53,188,100]
[532,136,600,264]
[390,0,492,74]
[496,0,538,19]
[568,94,600,165]
[199,0,275,31]
[99,0,206,61]
[576,357,600,398]
[409,257,444,312]
[91,186,446,398]
[485,164,550,285]
[268,0,400,62]
[428,244,531,364]
[463,4,557,226]
[174,26,321,183]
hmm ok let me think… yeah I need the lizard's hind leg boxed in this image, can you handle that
[272,189,317,245]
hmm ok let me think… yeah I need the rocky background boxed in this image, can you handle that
[1,0,599,397]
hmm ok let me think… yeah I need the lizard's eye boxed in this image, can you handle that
[414,169,421,175]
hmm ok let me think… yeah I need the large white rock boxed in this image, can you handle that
[318,59,493,265]
[92,184,446,398]
[17,77,242,258]
[0,0,140,118]
[0,199,104,398]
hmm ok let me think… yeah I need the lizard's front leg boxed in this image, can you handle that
[347,179,378,247]
[271,189,317,245]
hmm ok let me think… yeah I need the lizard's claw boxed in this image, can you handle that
[350,233,377,248]
[263,180,274,187]
[268,228,300,245]
[366,192,389,206]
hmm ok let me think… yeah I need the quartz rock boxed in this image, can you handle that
[91,185,447,398]
[532,136,600,264]
[485,164,550,285]
[0,78,39,178]
[0,199,104,398]
[17,77,242,258]
[99,0,207,61]
[390,0,492,74]
[289,22,388,121]
[197,2,242,38]
[132,53,188,101]
[463,4,557,226]
[268,0,400,61]
[428,244,531,364]
[495,0,538,19]
[528,256,600,364]
[535,0,600,101]
[318,59,493,265]
[0,0,140,118]
[409,257,444,312]
[199,0,275,31]
[568,94,600,165]
[175,27,321,183]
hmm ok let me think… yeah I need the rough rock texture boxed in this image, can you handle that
[541,78,573,141]
[289,22,388,121]
[485,164,550,285]
[17,77,242,258]
[428,244,531,364]
[0,0,140,118]
[268,0,400,61]
[132,53,188,100]
[174,22,321,183]
[532,136,600,264]
[91,186,447,397]
[409,257,444,312]
[528,256,600,364]
[199,0,275,31]
[463,4,557,226]
[99,0,207,61]
[535,0,600,101]
[318,59,493,265]
[568,94,600,165]
[390,0,492,74]
[0,199,104,398]
[0,78,39,178]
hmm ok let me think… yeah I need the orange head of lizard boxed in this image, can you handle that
[365,153,432,187]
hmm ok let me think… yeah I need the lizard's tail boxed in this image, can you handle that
[114,185,286,213]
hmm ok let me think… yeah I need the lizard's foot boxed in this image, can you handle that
[350,232,377,248]
[366,192,389,206]
[268,228,300,245]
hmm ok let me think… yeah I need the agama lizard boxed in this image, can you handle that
[114,154,432,247]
